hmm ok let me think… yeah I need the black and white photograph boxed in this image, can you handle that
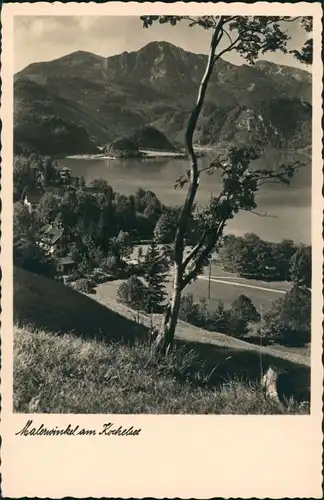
[1,2,323,498]
[11,13,315,415]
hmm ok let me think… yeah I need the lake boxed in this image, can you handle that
[59,151,311,244]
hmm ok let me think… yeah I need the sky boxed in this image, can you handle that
[14,15,311,73]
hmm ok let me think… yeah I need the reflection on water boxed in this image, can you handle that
[59,151,311,244]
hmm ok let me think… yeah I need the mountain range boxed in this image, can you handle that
[14,41,312,156]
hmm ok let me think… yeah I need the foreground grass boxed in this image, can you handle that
[14,326,309,414]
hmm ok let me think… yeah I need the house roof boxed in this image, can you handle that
[39,224,64,245]
[40,224,52,234]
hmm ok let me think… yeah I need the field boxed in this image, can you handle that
[177,270,289,313]
[13,267,311,413]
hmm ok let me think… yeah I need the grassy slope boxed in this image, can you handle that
[14,266,147,344]
[14,326,308,414]
[14,267,310,412]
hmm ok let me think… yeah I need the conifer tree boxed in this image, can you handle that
[144,240,167,313]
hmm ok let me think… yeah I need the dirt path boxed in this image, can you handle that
[198,275,287,294]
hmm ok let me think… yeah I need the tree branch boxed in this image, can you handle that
[181,219,227,290]
[215,34,241,60]
[198,164,219,174]
[221,16,239,25]
[211,16,220,28]
[183,16,201,27]
[182,231,208,270]
[182,189,225,270]
[281,16,302,23]
[222,26,233,44]
[242,209,277,218]
[215,15,296,62]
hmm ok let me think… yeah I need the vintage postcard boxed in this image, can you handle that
[1,1,323,497]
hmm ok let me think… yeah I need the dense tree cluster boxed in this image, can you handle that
[178,293,260,339]
[13,154,171,278]
[219,233,311,285]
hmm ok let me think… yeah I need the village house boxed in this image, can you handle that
[56,255,76,275]
[38,224,75,274]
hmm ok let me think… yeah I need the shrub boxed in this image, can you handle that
[101,255,118,272]
[117,275,148,311]
[89,268,111,284]
[72,278,94,294]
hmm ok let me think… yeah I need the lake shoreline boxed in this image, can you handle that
[65,148,209,160]
[66,151,187,160]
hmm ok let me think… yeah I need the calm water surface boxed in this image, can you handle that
[59,153,311,244]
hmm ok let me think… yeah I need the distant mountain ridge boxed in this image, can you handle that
[14,41,312,155]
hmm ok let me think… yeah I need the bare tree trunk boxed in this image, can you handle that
[155,264,182,355]
[155,21,225,355]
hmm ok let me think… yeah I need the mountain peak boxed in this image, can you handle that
[141,40,182,51]
[56,50,105,63]
[138,40,206,59]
